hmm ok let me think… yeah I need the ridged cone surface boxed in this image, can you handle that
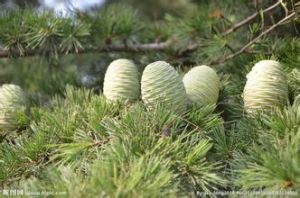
[103,59,140,102]
[183,65,220,106]
[0,84,27,131]
[141,61,187,113]
[243,60,288,113]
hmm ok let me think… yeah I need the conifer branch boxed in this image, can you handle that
[0,1,296,65]
[222,1,281,36]
[91,137,112,147]
[0,41,171,58]
[211,11,297,65]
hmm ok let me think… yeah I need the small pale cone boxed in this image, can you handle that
[0,84,27,132]
[103,59,140,102]
[243,60,288,114]
[183,65,220,106]
[141,61,187,113]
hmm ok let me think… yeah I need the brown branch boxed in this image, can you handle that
[279,0,289,17]
[222,1,281,36]
[0,41,171,58]
[0,2,295,63]
[91,136,112,147]
[211,12,296,65]
[177,1,284,56]
[244,49,272,55]
[179,116,203,132]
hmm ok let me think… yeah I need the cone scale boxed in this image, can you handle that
[183,65,220,106]
[243,60,288,114]
[0,84,27,132]
[141,61,187,113]
[103,59,140,102]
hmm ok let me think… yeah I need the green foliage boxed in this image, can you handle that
[217,74,244,121]
[0,1,299,197]
[22,166,84,197]
[0,5,139,56]
[233,102,300,192]
[0,86,228,196]
[287,68,300,102]
[0,57,77,98]
[0,0,298,68]
[89,4,139,42]
[276,38,300,70]
[0,86,124,184]
[0,77,299,196]
[87,155,175,197]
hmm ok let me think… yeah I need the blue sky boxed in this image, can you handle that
[42,0,105,12]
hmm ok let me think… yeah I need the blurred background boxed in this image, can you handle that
[0,0,298,103]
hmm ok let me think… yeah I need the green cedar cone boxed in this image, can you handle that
[103,59,140,102]
[183,65,220,106]
[243,60,288,114]
[141,61,187,113]
[0,84,27,133]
